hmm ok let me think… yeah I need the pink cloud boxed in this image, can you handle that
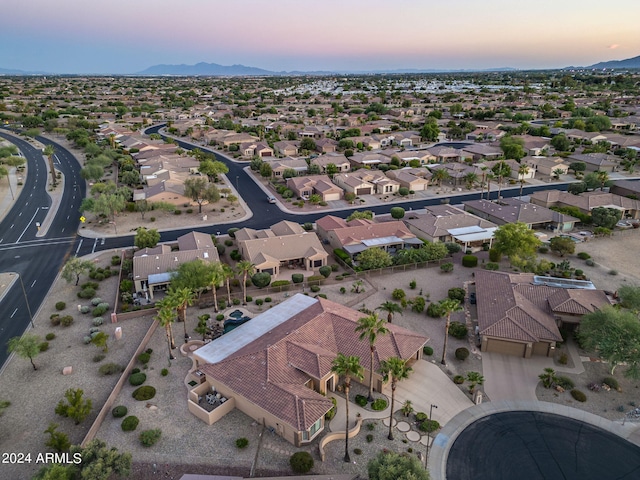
[608,44,620,49]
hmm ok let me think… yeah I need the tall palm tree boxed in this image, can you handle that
[595,170,609,190]
[221,263,235,307]
[479,166,489,200]
[377,301,402,323]
[355,313,389,402]
[155,303,177,360]
[379,357,412,440]
[464,172,479,191]
[166,287,195,342]
[431,168,450,188]
[492,161,511,200]
[438,298,463,366]
[43,144,56,187]
[485,171,495,200]
[205,262,225,312]
[236,260,255,305]
[331,354,364,463]
[518,164,530,198]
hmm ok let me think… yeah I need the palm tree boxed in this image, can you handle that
[43,144,56,187]
[485,171,495,200]
[355,313,389,402]
[205,262,225,312]
[236,260,255,305]
[438,298,463,366]
[221,263,235,307]
[380,357,412,440]
[479,166,489,199]
[464,172,478,191]
[518,164,530,198]
[595,170,609,190]
[492,161,511,199]
[377,301,402,323]
[431,168,450,188]
[166,287,195,342]
[331,354,364,463]
[465,371,485,394]
[155,302,177,360]
[538,367,558,389]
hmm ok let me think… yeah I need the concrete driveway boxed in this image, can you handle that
[384,359,473,426]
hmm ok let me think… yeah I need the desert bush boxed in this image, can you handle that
[419,419,440,433]
[415,412,428,422]
[92,354,105,363]
[558,353,568,365]
[455,347,469,361]
[603,377,619,390]
[112,406,127,418]
[59,315,74,327]
[440,262,454,273]
[448,287,465,303]
[570,389,587,402]
[355,394,368,407]
[140,429,162,447]
[485,262,500,271]
[45,333,56,341]
[99,363,123,376]
[50,314,60,326]
[366,434,374,442]
[255,298,264,306]
[585,259,595,266]
[426,302,441,318]
[92,317,104,326]
[371,398,387,411]
[325,397,337,420]
[235,437,249,449]
[392,288,406,301]
[119,279,133,292]
[453,375,465,384]
[291,273,304,284]
[132,386,156,401]
[489,248,502,262]
[462,255,478,268]
[556,376,575,390]
[91,297,103,306]
[55,301,66,311]
[319,265,332,278]
[129,372,147,386]
[445,242,461,254]
[310,285,321,293]
[92,305,108,316]
[111,255,122,266]
[121,415,139,431]
[538,246,549,254]
[131,368,140,374]
[423,345,434,356]
[216,314,224,321]
[80,305,90,314]
[77,288,96,299]
[161,368,169,376]
[138,352,151,364]
[448,321,468,339]
[39,342,49,352]
[251,272,272,288]
[290,451,314,474]
[577,252,591,260]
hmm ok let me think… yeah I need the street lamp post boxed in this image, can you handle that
[17,274,35,328]
[236,175,239,193]
[425,404,438,469]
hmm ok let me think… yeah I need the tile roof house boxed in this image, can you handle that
[522,156,568,177]
[566,153,618,172]
[132,231,219,298]
[463,198,578,232]
[475,270,610,357]
[316,215,422,257]
[235,221,328,277]
[311,153,351,173]
[191,294,428,446]
[286,175,343,202]
[266,157,309,178]
[385,168,431,191]
[529,189,640,219]
[348,152,391,168]
[273,140,300,157]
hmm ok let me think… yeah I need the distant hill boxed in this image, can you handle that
[586,55,640,70]
[137,62,281,76]
[0,67,47,75]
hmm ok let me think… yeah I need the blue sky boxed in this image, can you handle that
[2,0,640,74]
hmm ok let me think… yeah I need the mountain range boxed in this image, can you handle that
[2,54,639,76]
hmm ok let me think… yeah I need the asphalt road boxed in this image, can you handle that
[0,130,84,366]
[446,411,640,479]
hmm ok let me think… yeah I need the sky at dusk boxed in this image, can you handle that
[3,0,640,74]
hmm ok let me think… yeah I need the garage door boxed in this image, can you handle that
[356,187,371,195]
[485,339,526,357]
[532,342,551,356]
[324,192,341,201]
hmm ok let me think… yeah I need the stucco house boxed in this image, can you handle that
[190,294,428,446]
[475,270,610,357]
[530,189,640,219]
[385,169,431,192]
[235,221,328,277]
[311,153,351,174]
[287,175,343,202]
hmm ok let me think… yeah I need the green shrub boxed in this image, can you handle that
[92,317,104,326]
[423,345,434,356]
[39,342,49,352]
[174,209,181,215]
[140,429,162,447]
[91,297,103,306]
[265,297,272,303]
[577,252,591,260]
[331,264,339,271]
[488,248,502,262]
[355,394,368,407]
[121,415,139,431]
[371,398,387,411]
[290,451,314,474]
[310,285,321,293]
[366,434,374,443]
[50,314,60,326]
[325,397,337,420]
[119,279,133,292]
[603,377,619,390]
[307,275,325,283]
[255,298,264,306]
[245,296,252,303]
[146,347,153,354]
[131,368,140,374]
[392,288,406,301]
[440,262,454,273]
[318,265,332,278]
[251,272,272,288]
[570,389,587,402]
[559,353,569,365]
[93,354,105,363]
[585,259,595,266]
[81,281,99,291]
[453,375,465,384]
[426,302,441,318]
[92,305,108,316]
[419,419,440,433]
[55,301,66,311]
[415,412,428,422]
[80,305,90,314]
[111,255,122,266]
[445,242,462,254]
[129,372,147,386]
[340,287,346,294]
[132,386,156,401]
[161,368,169,377]
[59,315,74,327]
[556,376,575,390]
[99,363,123,376]
[448,287,465,303]
[235,437,249,449]
[77,287,96,299]
[271,280,290,289]
[455,347,469,361]
[138,352,151,364]
[609,269,618,276]
[538,246,549,254]
[112,406,127,418]
[485,262,500,271]
[291,273,304,284]
[449,321,468,339]
[227,227,239,238]
[216,314,224,321]
[462,255,478,268]
[354,447,363,455]
[367,423,375,431]
[45,333,56,341]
